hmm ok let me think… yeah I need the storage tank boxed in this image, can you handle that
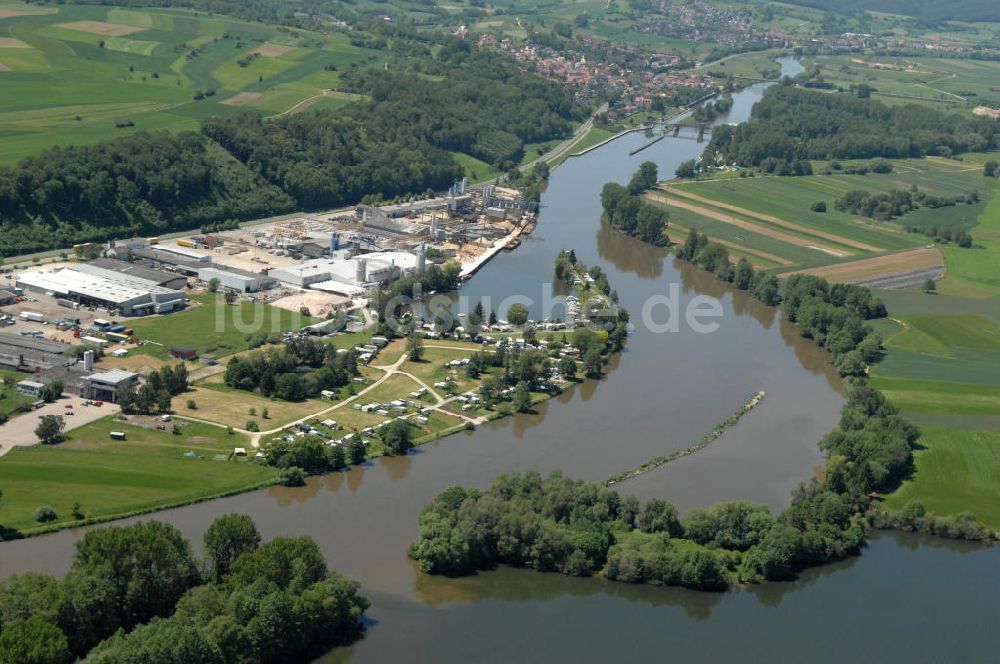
[416,244,426,274]
[354,258,367,284]
[83,350,94,371]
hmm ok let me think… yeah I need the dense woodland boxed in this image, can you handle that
[705,86,1000,170]
[0,134,293,256]
[224,337,360,400]
[0,516,368,663]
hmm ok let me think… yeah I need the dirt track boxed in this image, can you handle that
[777,247,943,284]
[661,185,882,252]
[646,192,853,258]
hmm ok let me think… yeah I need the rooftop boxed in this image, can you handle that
[84,369,138,385]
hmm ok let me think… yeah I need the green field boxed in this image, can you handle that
[799,54,1000,108]
[0,2,379,162]
[937,179,1000,299]
[883,427,1000,531]
[0,416,277,534]
[659,155,994,273]
[128,294,313,360]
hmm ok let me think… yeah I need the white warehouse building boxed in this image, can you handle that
[268,251,423,295]
[17,265,186,316]
[197,267,275,293]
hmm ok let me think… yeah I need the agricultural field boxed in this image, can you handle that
[882,427,1000,531]
[655,154,994,277]
[871,287,1000,526]
[0,416,277,534]
[797,54,1000,108]
[0,2,380,162]
[127,294,313,360]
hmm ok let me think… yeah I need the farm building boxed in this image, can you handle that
[78,369,139,402]
[170,346,197,360]
[16,265,186,316]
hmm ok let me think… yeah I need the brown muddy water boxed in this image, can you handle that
[1,58,996,662]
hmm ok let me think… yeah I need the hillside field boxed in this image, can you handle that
[0,2,381,163]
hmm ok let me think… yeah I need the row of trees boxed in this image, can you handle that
[224,338,359,401]
[705,85,1000,169]
[0,516,368,663]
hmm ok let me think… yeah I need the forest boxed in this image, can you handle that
[705,86,1000,170]
[224,337,360,400]
[0,516,368,663]
[0,133,294,256]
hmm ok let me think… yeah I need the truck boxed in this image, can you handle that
[57,298,81,310]
[109,431,127,440]
[106,332,129,343]
[176,239,196,248]
[104,325,127,333]
[19,311,44,323]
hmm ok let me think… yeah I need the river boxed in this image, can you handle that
[1,57,996,661]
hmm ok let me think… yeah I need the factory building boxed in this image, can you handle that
[148,244,212,263]
[89,258,188,290]
[268,250,423,296]
[0,332,75,372]
[17,265,186,316]
[78,369,139,403]
[197,267,276,293]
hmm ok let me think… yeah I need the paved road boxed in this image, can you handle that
[0,396,121,456]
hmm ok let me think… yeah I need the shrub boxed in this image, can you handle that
[279,466,306,487]
[35,506,58,523]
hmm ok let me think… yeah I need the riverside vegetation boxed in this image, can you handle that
[410,162,994,593]
[0,515,368,663]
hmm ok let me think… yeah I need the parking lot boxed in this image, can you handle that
[0,395,120,455]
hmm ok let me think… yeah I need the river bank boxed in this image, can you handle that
[2,56,996,662]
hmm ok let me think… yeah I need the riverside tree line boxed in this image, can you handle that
[0,515,368,663]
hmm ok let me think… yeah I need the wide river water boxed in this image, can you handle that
[1,58,997,661]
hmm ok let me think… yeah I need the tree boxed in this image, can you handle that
[35,415,64,445]
[675,159,698,179]
[983,160,998,178]
[627,161,658,194]
[558,355,577,380]
[507,303,529,326]
[583,347,603,378]
[0,617,71,664]
[206,277,220,293]
[810,200,827,212]
[346,436,366,465]
[406,332,424,361]
[380,419,413,455]
[203,513,261,581]
[512,380,532,413]
[922,278,936,293]
[224,290,237,305]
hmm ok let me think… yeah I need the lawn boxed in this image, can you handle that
[882,427,1000,531]
[0,416,278,534]
[180,374,329,429]
[128,294,312,360]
